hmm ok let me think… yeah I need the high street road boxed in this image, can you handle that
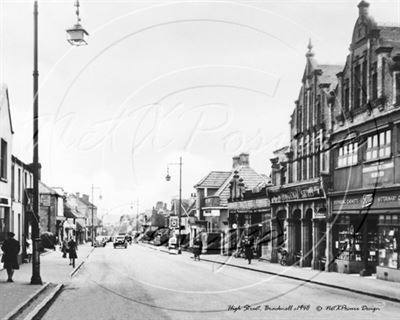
[41,244,400,320]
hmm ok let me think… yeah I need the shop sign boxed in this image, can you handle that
[362,160,394,188]
[228,198,270,210]
[314,212,327,219]
[270,185,323,203]
[362,194,374,208]
[169,217,179,228]
[203,209,220,217]
[333,191,400,211]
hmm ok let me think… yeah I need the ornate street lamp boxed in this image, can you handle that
[165,157,183,254]
[66,0,89,46]
[31,0,88,285]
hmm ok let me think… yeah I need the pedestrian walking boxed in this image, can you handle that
[1,232,20,282]
[26,236,33,263]
[62,239,69,258]
[244,236,254,264]
[192,236,202,261]
[68,237,78,268]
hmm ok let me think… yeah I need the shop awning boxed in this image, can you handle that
[63,220,76,230]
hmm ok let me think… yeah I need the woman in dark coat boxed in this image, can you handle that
[244,237,254,264]
[67,238,78,267]
[1,232,20,282]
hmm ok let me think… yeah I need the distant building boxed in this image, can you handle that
[194,153,267,253]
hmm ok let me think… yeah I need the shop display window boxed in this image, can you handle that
[378,215,400,270]
[335,215,378,264]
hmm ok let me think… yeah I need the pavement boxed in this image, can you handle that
[0,243,94,320]
[143,243,400,304]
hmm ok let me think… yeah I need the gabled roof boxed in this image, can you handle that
[216,166,268,206]
[39,181,62,196]
[318,65,343,88]
[194,171,231,188]
[170,198,196,217]
[0,84,14,134]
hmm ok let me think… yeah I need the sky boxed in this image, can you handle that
[1,0,399,222]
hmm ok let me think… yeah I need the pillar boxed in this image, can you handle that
[325,217,334,272]
[301,218,312,267]
[287,218,296,265]
[311,219,320,270]
[271,218,279,263]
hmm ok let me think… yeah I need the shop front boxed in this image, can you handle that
[227,196,271,259]
[331,189,400,281]
[268,181,327,268]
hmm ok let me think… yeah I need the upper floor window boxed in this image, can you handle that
[354,65,361,109]
[338,142,358,167]
[362,60,367,105]
[394,72,400,105]
[0,139,7,180]
[372,63,378,100]
[366,130,391,161]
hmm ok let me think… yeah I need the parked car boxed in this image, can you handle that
[94,236,107,247]
[113,236,127,249]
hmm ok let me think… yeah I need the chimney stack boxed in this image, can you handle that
[82,194,89,203]
[358,0,369,17]
[232,156,240,169]
[239,153,250,167]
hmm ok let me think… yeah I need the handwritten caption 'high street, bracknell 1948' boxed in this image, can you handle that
[227,304,381,313]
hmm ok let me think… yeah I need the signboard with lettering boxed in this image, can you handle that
[227,198,270,210]
[203,209,220,217]
[362,160,394,188]
[333,190,400,213]
[269,184,324,204]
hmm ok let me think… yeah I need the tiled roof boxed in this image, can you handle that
[194,171,231,188]
[318,64,343,87]
[39,181,61,196]
[217,166,268,206]
[379,25,400,46]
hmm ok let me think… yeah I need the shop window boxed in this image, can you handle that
[366,130,391,161]
[378,215,400,270]
[338,142,358,167]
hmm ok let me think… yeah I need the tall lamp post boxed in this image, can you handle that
[91,185,102,246]
[130,199,140,233]
[31,0,88,285]
[165,157,183,254]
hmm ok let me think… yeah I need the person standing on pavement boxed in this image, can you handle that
[1,232,20,282]
[67,237,78,268]
[25,235,33,263]
[244,236,254,265]
[62,238,69,258]
[192,236,202,261]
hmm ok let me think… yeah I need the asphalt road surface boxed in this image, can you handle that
[41,243,400,320]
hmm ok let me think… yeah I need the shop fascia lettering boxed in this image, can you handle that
[333,193,400,208]
[270,185,323,203]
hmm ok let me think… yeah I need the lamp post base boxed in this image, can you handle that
[30,238,42,285]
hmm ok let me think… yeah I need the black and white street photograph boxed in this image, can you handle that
[1,0,400,319]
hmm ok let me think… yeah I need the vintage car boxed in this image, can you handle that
[113,236,127,249]
[94,236,107,247]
